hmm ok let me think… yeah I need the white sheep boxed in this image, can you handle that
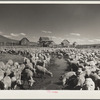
[36,65,53,77]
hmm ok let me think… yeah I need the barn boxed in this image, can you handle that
[61,39,70,47]
[39,37,54,47]
[19,38,30,46]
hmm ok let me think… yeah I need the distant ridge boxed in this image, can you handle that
[0,35,18,43]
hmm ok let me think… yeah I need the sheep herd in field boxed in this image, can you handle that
[0,47,100,90]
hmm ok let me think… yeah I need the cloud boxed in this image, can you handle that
[88,40,94,42]
[46,35,64,44]
[48,36,64,41]
[94,39,100,42]
[20,33,26,36]
[42,30,52,34]
[48,36,56,39]
[76,39,85,42]
[10,33,26,37]
[48,31,52,34]
[10,33,19,37]
[87,39,100,43]
[70,33,80,36]
[66,37,90,44]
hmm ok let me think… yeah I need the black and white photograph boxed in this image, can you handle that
[0,2,100,93]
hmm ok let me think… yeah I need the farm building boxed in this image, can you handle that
[61,39,70,47]
[19,38,30,46]
[39,37,54,47]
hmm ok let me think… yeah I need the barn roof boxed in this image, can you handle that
[61,39,70,43]
[20,37,30,42]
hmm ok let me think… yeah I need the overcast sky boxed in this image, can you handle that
[0,4,100,44]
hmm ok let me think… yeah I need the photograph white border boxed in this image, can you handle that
[0,1,100,4]
[0,1,100,99]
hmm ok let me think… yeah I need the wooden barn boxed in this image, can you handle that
[61,39,70,47]
[19,38,30,46]
[39,37,54,47]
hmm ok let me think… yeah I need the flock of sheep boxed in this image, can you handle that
[60,49,100,90]
[0,47,100,90]
[0,47,54,90]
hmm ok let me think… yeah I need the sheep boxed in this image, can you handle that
[60,71,76,86]
[0,69,4,81]
[11,76,22,90]
[0,61,6,70]
[2,76,11,90]
[82,78,95,90]
[5,68,12,76]
[23,57,30,64]
[36,65,53,77]
[25,63,36,75]
[7,59,13,66]
[30,57,37,67]
[21,68,35,87]
[14,62,20,69]
[19,64,25,71]
[76,73,85,88]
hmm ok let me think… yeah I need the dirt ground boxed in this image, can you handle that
[0,54,68,90]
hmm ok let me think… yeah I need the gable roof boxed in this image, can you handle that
[20,37,30,42]
[61,39,70,43]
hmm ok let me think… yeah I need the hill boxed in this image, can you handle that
[0,35,18,43]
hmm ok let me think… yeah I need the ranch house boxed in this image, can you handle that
[39,37,54,47]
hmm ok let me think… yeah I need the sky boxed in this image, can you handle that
[0,4,100,44]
